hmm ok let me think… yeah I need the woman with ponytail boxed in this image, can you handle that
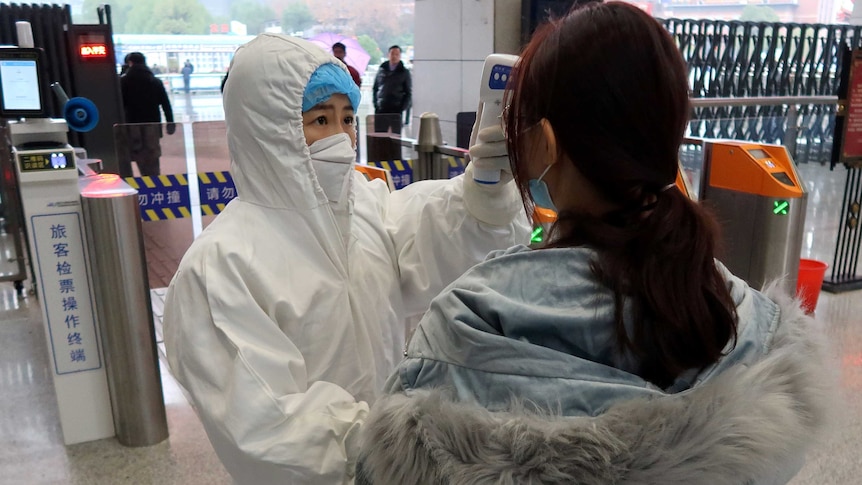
[357,2,831,483]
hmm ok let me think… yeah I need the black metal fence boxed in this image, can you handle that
[661,18,862,163]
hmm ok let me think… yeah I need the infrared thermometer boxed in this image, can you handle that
[469,53,519,184]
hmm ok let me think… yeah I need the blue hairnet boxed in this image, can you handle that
[302,63,361,113]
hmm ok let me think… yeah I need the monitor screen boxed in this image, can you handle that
[0,48,45,118]
[748,148,770,159]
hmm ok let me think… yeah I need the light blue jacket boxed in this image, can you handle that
[359,245,831,484]
[386,245,778,412]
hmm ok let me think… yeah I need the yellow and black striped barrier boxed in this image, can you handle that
[444,156,467,175]
[368,157,466,189]
[125,172,238,221]
[198,171,236,216]
[125,174,192,221]
[127,159,468,221]
[367,160,414,189]
[370,159,414,173]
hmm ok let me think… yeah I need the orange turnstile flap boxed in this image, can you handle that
[708,141,803,198]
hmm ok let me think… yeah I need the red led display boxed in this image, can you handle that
[80,44,108,59]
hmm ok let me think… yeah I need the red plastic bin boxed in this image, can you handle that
[796,259,828,314]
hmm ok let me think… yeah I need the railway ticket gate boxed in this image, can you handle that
[9,117,116,445]
[699,140,807,293]
[2,41,167,447]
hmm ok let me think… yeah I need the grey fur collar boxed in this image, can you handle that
[359,289,832,484]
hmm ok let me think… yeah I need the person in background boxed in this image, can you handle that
[333,42,362,87]
[358,3,832,483]
[181,59,194,93]
[119,52,175,177]
[163,34,528,484]
[372,45,411,134]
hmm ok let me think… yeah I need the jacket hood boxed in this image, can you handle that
[223,34,352,209]
[359,287,833,484]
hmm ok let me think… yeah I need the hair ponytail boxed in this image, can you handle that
[602,189,737,387]
[547,186,737,388]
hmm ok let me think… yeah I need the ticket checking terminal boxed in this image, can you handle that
[700,140,807,293]
[1,47,114,444]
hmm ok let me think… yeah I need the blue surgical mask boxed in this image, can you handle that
[528,164,557,212]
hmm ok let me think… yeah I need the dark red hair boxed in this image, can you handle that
[505,1,738,387]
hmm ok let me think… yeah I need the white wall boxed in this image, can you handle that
[852,0,862,25]
[413,0,500,143]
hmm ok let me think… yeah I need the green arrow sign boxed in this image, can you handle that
[773,200,789,215]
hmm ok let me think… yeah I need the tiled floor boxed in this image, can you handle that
[0,162,860,484]
[142,219,195,289]
[0,292,232,484]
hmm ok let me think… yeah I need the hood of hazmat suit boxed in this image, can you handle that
[163,33,530,485]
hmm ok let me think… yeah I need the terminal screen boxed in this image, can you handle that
[0,59,41,112]
[19,151,76,173]
[771,171,795,187]
[748,148,770,159]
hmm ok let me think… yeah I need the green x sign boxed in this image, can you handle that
[531,227,544,244]
[773,200,789,215]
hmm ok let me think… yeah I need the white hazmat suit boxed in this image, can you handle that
[163,34,529,484]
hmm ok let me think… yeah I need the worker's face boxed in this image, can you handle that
[388,48,401,66]
[302,94,357,147]
[332,47,346,60]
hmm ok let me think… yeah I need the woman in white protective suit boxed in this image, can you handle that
[162,34,529,484]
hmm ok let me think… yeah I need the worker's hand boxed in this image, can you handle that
[166,123,177,135]
[463,125,520,226]
[468,125,512,184]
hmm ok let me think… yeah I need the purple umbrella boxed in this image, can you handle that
[308,33,372,74]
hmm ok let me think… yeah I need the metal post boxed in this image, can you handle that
[416,112,443,182]
[80,175,168,447]
[783,104,799,156]
[0,123,30,295]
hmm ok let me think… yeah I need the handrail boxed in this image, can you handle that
[371,96,839,163]
[435,145,468,157]
[381,135,467,158]
[690,96,837,108]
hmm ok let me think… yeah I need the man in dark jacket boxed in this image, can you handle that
[372,45,411,135]
[120,52,175,177]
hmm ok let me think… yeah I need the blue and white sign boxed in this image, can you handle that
[125,175,191,221]
[198,171,237,216]
[30,213,101,375]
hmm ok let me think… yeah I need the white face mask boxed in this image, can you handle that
[308,133,355,203]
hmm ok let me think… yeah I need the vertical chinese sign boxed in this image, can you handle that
[842,49,862,165]
[30,213,101,374]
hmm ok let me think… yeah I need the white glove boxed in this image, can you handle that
[463,125,522,226]
[468,125,512,184]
